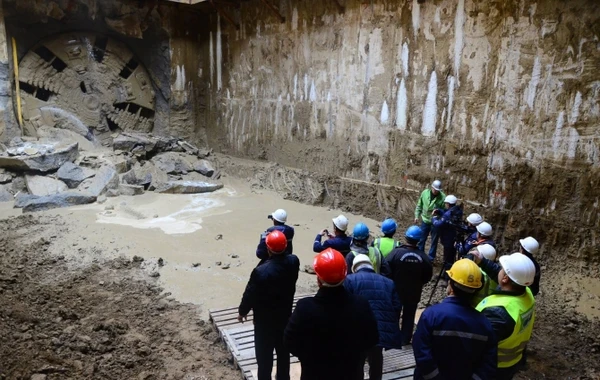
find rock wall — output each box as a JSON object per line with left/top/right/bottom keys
{"left": 0, "top": 0, "right": 208, "bottom": 145}
{"left": 206, "top": 0, "right": 600, "bottom": 263}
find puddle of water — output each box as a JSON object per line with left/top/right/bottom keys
{"left": 575, "top": 278, "right": 600, "bottom": 319}
{"left": 96, "top": 189, "right": 235, "bottom": 234}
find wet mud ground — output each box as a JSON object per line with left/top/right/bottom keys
{"left": 1, "top": 177, "right": 599, "bottom": 379}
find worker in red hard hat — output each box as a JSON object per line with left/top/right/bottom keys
{"left": 238, "top": 230, "right": 300, "bottom": 380}
{"left": 284, "top": 248, "right": 379, "bottom": 380}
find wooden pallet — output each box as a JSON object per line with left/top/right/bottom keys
{"left": 209, "top": 294, "right": 420, "bottom": 380}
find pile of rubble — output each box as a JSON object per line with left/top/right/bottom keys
{"left": 0, "top": 131, "right": 222, "bottom": 212}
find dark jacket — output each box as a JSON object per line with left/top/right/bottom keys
{"left": 522, "top": 251, "right": 541, "bottom": 296}
{"left": 239, "top": 254, "right": 300, "bottom": 326}
{"left": 344, "top": 267, "right": 402, "bottom": 349}
{"left": 284, "top": 286, "right": 379, "bottom": 380}
{"left": 345, "top": 242, "right": 391, "bottom": 277}
{"left": 463, "top": 236, "right": 495, "bottom": 256}
{"left": 432, "top": 205, "right": 463, "bottom": 246}
{"left": 256, "top": 224, "right": 295, "bottom": 260}
{"left": 413, "top": 297, "right": 497, "bottom": 380}
{"left": 313, "top": 234, "right": 352, "bottom": 256}
{"left": 456, "top": 230, "right": 477, "bottom": 257}
{"left": 386, "top": 244, "right": 433, "bottom": 304}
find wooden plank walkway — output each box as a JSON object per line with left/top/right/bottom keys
{"left": 209, "top": 293, "right": 421, "bottom": 380}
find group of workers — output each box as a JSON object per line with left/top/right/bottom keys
{"left": 237, "top": 180, "right": 542, "bottom": 380}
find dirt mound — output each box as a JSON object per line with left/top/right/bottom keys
{"left": 0, "top": 215, "right": 238, "bottom": 380}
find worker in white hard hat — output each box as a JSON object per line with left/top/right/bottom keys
{"left": 313, "top": 214, "right": 352, "bottom": 257}
{"left": 473, "top": 252, "right": 537, "bottom": 380}
{"left": 519, "top": 237, "right": 541, "bottom": 296}
{"left": 431, "top": 194, "right": 463, "bottom": 283}
{"left": 456, "top": 213, "right": 484, "bottom": 258}
{"left": 466, "top": 244, "right": 498, "bottom": 307}
{"left": 256, "top": 208, "right": 295, "bottom": 263}
{"left": 462, "top": 221, "right": 496, "bottom": 256}
{"left": 414, "top": 180, "right": 446, "bottom": 261}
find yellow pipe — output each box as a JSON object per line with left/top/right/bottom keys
{"left": 11, "top": 37, "right": 23, "bottom": 131}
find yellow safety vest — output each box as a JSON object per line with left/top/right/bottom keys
{"left": 470, "top": 271, "right": 498, "bottom": 308}
{"left": 476, "top": 288, "right": 535, "bottom": 368}
{"left": 373, "top": 237, "right": 399, "bottom": 258}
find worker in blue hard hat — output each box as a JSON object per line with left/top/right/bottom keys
{"left": 345, "top": 222, "right": 388, "bottom": 276}
{"left": 385, "top": 226, "right": 433, "bottom": 345}
{"left": 371, "top": 218, "right": 400, "bottom": 258}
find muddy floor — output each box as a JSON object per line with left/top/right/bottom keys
{"left": 1, "top": 175, "right": 599, "bottom": 379}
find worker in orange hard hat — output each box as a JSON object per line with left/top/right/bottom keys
{"left": 238, "top": 230, "right": 300, "bottom": 380}
{"left": 284, "top": 248, "right": 379, "bottom": 380}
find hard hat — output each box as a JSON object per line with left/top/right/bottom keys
{"left": 352, "top": 222, "right": 370, "bottom": 241}
{"left": 405, "top": 225, "right": 423, "bottom": 241}
{"left": 477, "top": 244, "right": 497, "bottom": 261}
{"left": 431, "top": 180, "right": 442, "bottom": 191}
{"left": 381, "top": 218, "right": 397, "bottom": 235}
{"left": 269, "top": 209, "right": 287, "bottom": 223}
{"left": 332, "top": 215, "right": 349, "bottom": 232}
{"left": 476, "top": 222, "right": 493, "bottom": 237}
{"left": 352, "top": 254, "right": 373, "bottom": 273}
{"left": 313, "top": 248, "right": 347, "bottom": 285}
{"left": 444, "top": 195, "right": 457, "bottom": 204}
{"left": 466, "top": 213, "right": 483, "bottom": 226}
{"left": 519, "top": 236, "right": 540, "bottom": 255}
{"left": 446, "top": 259, "right": 483, "bottom": 292}
{"left": 265, "top": 230, "right": 287, "bottom": 253}
{"left": 499, "top": 252, "right": 536, "bottom": 286}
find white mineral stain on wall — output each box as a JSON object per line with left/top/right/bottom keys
{"left": 412, "top": 0, "right": 420, "bottom": 38}
{"left": 209, "top": 31, "right": 214, "bottom": 86}
{"left": 309, "top": 80, "right": 317, "bottom": 102}
{"left": 216, "top": 15, "right": 222, "bottom": 91}
{"left": 401, "top": 42, "right": 409, "bottom": 77}
{"left": 292, "top": 7, "right": 298, "bottom": 31}
{"left": 552, "top": 111, "right": 565, "bottom": 159}
{"left": 570, "top": 91, "right": 582, "bottom": 125}
{"left": 453, "top": 0, "right": 465, "bottom": 83}
{"left": 525, "top": 56, "right": 542, "bottom": 109}
{"left": 446, "top": 76, "right": 455, "bottom": 132}
{"left": 396, "top": 78, "right": 407, "bottom": 130}
{"left": 421, "top": 71, "right": 438, "bottom": 136}
{"left": 380, "top": 101, "right": 389, "bottom": 124}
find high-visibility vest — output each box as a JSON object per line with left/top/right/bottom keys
{"left": 470, "top": 271, "right": 498, "bottom": 308}
{"left": 476, "top": 288, "right": 535, "bottom": 368}
{"left": 352, "top": 247, "right": 383, "bottom": 274}
{"left": 373, "top": 237, "right": 399, "bottom": 258}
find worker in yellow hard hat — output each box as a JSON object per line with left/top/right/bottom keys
{"left": 413, "top": 259, "right": 497, "bottom": 379}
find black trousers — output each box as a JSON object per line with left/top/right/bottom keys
{"left": 400, "top": 301, "right": 418, "bottom": 345}
{"left": 254, "top": 322, "right": 290, "bottom": 380}
{"left": 366, "top": 346, "right": 383, "bottom": 380}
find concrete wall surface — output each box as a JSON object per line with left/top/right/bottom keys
{"left": 205, "top": 0, "right": 600, "bottom": 261}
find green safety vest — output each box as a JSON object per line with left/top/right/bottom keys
{"left": 373, "top": 237, "right": 399, "bottom": 258}
{"left": 352, "top": 247, "right": 383, "bottom": 274}
{"left": 470, "top": 270, "right": 498, "bottom": 308}
{"left": 476, "top": 288, "right": 535, "bottom": 368}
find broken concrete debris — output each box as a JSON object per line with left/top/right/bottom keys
{"left": 57, "top": 162, "right": 96, "bottom": 188}
{"left": 25, "top": 175, "right": 68, "bottom": 196}
{"left": 14, "top": 192, "right": 97, "bottom": 213}
{"left": 0, "top": 143, "right": 78, "bottom": 172}
{"left": 0, "top": 131, "right": 221, "bottom": 208}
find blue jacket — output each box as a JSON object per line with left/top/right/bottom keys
{"left": 456, "top": 230, "right": 478, "bottom": 257}
{"left": 432, "top": 205, "right": 463, "bottom": 246}
{"left": 313, "top": 234, "right": 352, "bottom": 256}
{"left": 344, "top": 268, "right": 402, "bottom": 349}
{"left": 256, "top": 224, "right": 295, "bottom": 260}
{"left": 463, "top": 236, "right": 496, "bottom": 256}
{"left": 413, "top": 297, "right": 497, "bottom": 380}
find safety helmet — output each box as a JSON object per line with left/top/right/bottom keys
{"left": 352, "top": 222, "right": 370, "bottom": 241}
{"left": 477, "top": 244, "right": 497, "bottom": 261}
{"left": 519, "top": 236, "right": 540, "bottom": 255}
{"left": 332, "top": 215, "right": 349, "bottom": 232}
{"left": 466, "top": 213, "right": 483, "bottom": 226}
{"left": 352, "top": 254, "right": 373, "bottom": 273}
{"left": 444, "top": 195, "right": 457, "bottom": 205}
{"left": 405, "top": 225, "right": 423, "bottom": 241}
{"left": 381, "top": 218, "right": 397, "bottom": 235}
{"left": 476, "top": 222, "right": 493, "bottom": 237}
{"left": 499, "top": 252, "right": 536, "bottom": 286}
{"left": 313, "top": 248, "right": 347, "bottom": 286}
{"left": 446, "top": 259, "right": 483, "bottom": 292}
{"left": 265, "top": 230, "right": 287, "bottom": 253}
{"left": 431, "top": 180, "right": 442, "bottom": 191}
{"left": 269, "top": 209, "right": 287, "bottom": 223}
